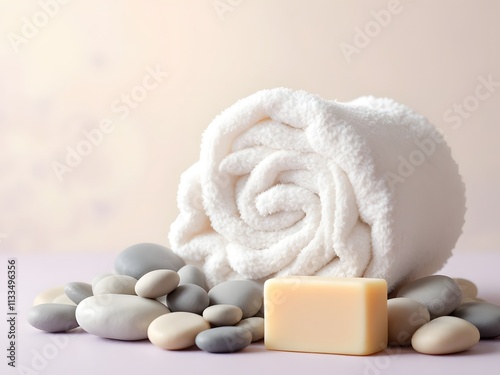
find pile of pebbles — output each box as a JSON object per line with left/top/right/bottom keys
{"left": 388, "top": 275, "right": 500, "bottom": 354}
{"left": 28, "top": 243, "right": 500, "bottom": 355}
{"left": 29, "top": 243, "right": 264, "bottom": 353}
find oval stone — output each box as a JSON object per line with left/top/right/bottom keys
{"left": 91, "top": 272, "right": 114, "bottom": 290}
{"left": 65, "top": 282, "right": 93, "bottom": 304}
{"left": 52, "top": 293, "right": 77, "bottom": 306}
{"left": 236, "top": 317, "right": 264, "bottom": 342}
{"left": 454, "top": 278, "right": 478, "bottom": 300}
{"left": 195, "top": 326, "right": 252, "bottom": 353}
{"left": 397, "top": 275, "right": 462, "bottom": 319}
{"left": 114, "top": 243, "right": 185, "bottom": 279}
{"left": 203, "top": 304, "right": 243, "bottom": 326}
{"left": 178, "top": 265, "right": 208, "bottom": 291}
{"left": 148, "top": 312, "right": 210, "bottom": 350}
{"left": 93, "top": 275, "right": 137, "bottom": 295}
{"left": 411, "top": 316, "right": 480, "bottom": 355}
{"left": 28, "top": 303, "right": 79, "bottom": 332}
{"left": 33, "top": 286, "right": 65, "bottom": 306}
{"left": 451, "top": 302, "right": 500, "bottom": 338}
{"left": 387, "top": 298, "right": 430, "bottom": 346}
{"left": 76, "top": 294, "right": 169, "bottom": 340}
{"left": 208, "top": 280, "right": 263, "bottom": 318}
{"left": 166, "top": 284, "right": 209, "bottom": 314}
{"left": 135, "top": 270, "right": 180, "bottom": 299}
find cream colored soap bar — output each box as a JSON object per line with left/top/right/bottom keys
{"left": 264, "top": 277, "right": 387, "bottom": 355}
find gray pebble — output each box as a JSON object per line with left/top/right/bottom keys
{"left": 397, "top": 275, "right": 462, "bottom": 319}
{"left": 114, "top": 243, "right": 185, "bottom": 279}
{"left": 65, "top": 282, "right": 93, "bottom": 305}
{"left": 236, "top": 317, "right": 264, "bottom": 342}
{"left": 178, "top": 265, "right": 208, "bottom": 291}
{"left": 195, "top": 326, "right": 252, "bottom": 353}
{"left": 208, "top": 280, "right": 263, "bottom": 318}
{"left": 451, "top": 302, "right": 500, "bottom": 338}
{"left": 166, "top": 284, "right": 209, "bottom": 314}
{"left": 27, "top": 303, "right": 79, "bottom": 332}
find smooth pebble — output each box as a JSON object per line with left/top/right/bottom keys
{"left": 33, "top": 286, "right": 65, "bottom": 306}
{"left": 65, "top": 282, "right": 93, "bottom": 304}
{"left": 135, "top": 270, "right": 180, "bottom": 299}
{"left": 91, "top": 272, "right": 114, "bottom": 290}
{"left": 148, "top": 312, "right": 210, "bottom": 350}
{"left": 76, "top": 294, "right": 169, "bottom": 340}
{"left": 397, "top": 275, "right": 462, "bottom": 319}
{"left": 209, "top": 280, "right": 263, "bottom": 318}
{"left": 195, "top": 326, "right": 252, "bottom": 353}
{"left": 115, "top": 243, "right": 185, "bottom": 279}
{"left": 461, "top": 297, "right": 485, "bottom": 305}
{"left": 178, "top": 264, "right": 208, "bottom": 291}
{"left": 203, "top": 304, "right": 243, "bottom": 326}
{"left": 387, "top": 298, "right": 430, "bottom": 346}
{"left": 451, "top": 302, "right": 500, "bottom": 338}
{"left": 166, "top": 284, "right": 209, "bottom": 314}
{"left": 236, "top": 317, "right": 264, "bottom": 342}
{"left": 411, "top": 316, "right": 480, "bottom": 355}
{"left": 28, "top": 303, "right": 79, "bottom": 332}
{"left": 454, "top": 278, "right": 478, "bottom": 301}
{"left": 52, "top": 293, "right": 77, "bottom": 306}
{"left": 93, "top": 275, "right": 137, "bottom": 295}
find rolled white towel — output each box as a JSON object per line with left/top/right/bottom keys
{"left": 168, "top": 88, "right": 466, "bottom": 292}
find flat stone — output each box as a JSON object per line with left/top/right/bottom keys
{"left": 208, "top": 280, "right": 263, "bottom": 318}
{"left": 178, "top": 265, "right": 208, "bottom": 291}
{"left": 65, "top": 282, "right": 93, "bottom": 304}
{"left": 387, "top": 298, "right": 430, "bottom": 346}
{"left": 52, "top": 293, "right": 77, "bottom": 306}
{"left": 195, "top": 326, "right": 252, "bottom": 353}
{"left": 454, "top": 278, "right": 478, "bottom": 301}
{"left": 148, "top": 312, "right": 210, "bottom": 350}
{"left": 33, "top": 286, "right": 65, "bottom": 306}
{"left": 91, "top": 273, "right": 114, "bottom": 290}
{"left": 397, "top": 275, "right": 462, "bottom": 319}
{"left": 115, "top": 243, "right": 185, "bottom": 280}
{"left": 166, "top": 284, "right": 209, "bottom": 314}
{"left": 135, "top": 270, "right": 180, "bottom": 299}
{"left": 203, "top": 304, "right": 243, "bottom": 326}
{"left": 28, "top": 303, "right": 79, "bottom": 332}
{"left": 236, "top": 317, "right": 264, "bottom": 342}
{"left": 76, "top": 294, "right": 169, "bottom": 340}
{"left": 451, "top": 302, "right": 500, "bottom": 338}
{"left": 93, "top": 275, "right": 137, "bottom": 295}
{"left": 411, "top": 316, "right": 480, "bottom": 355}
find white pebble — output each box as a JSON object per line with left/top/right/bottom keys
{"left": 93, "top": 275, "right": 137, "bottom": 295}
{"left": 135, "top": 270, "right": 179, "bottom": 299}
{"left": 76, "top": 294, "right": 169, "bottom": 340}
{"left": 33, "top": 286, "right": 65, "bottom": 306}
{"left": 148, "top": 312, "right": 210, "bottom": 350}
{"left": 411, "top": 316, "right": 480, "bottom": 354}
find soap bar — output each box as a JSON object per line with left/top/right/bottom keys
{"left": 264, "top": 276, "right": 387, "bottom": 355}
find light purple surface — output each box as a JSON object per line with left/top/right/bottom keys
{"left": 1, "top": 251, "right": 499, "bottom": 375}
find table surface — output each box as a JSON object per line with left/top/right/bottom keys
{"left": 1, "top": 250, "right": 499, "bottom": 375}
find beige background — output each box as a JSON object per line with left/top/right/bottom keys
{"left": 1, "top": 0, "right": 499, "bottom": 255}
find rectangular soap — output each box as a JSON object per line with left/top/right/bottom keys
{"left": 264, "top": 276, "right": 387, "bottom": 355}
